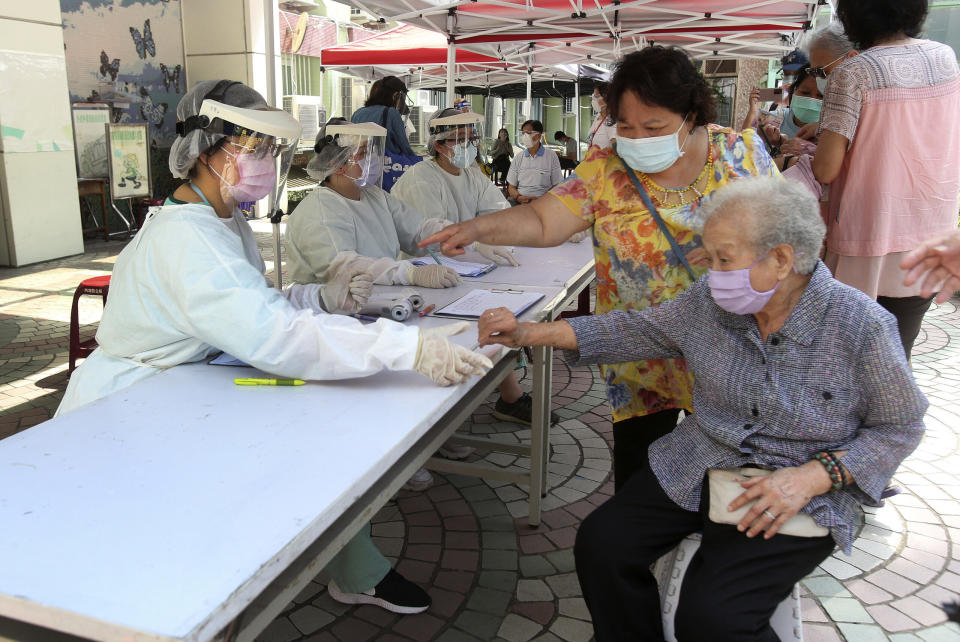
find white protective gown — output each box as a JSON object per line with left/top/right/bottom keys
{"left": 57, "top": 202, "right": 420, "bottom": 415}
{"left": 391, "top": 158, "right": 509, "bottom": 224}
{"left": 284, "top": 185, "right": 448, "bottom": 286}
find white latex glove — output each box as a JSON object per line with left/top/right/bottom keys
{"left": 407, "top": 264, "right": 461, "bottom": 289}
{"left": 320, "top": 265, "right": 374, "bottom": 314}
{"left": 567, "top": 230, "right": 590, "bottom": 244}
{"left": 474, "top": 242, "right": 519, "bottom": 266}
{"left": 413, "top": 322, "right": 493, "bottom": 385}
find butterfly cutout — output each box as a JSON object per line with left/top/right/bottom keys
{"left": 99, "top": 51, "right": 120, "bottom": 81}
{"left": 130, "top": 19, "right": 156, "bottom": 59}
{"left": 139, "top": 88, "right": 167, "bottom": 128}
{"left": 159, "top": 63, "right": 181, "bottom": 93}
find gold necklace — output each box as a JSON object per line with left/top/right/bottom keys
{"left": 640, "top": 142, "right": 716, "bottom": 207}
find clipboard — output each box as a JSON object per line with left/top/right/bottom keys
{"left": 433, "top": 288, "right": 544, "bottom": 319}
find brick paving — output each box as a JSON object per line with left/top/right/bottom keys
{"left": 1, "top": 229, "right": 959, "bottom": 642}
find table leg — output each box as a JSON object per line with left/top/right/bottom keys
{"left": 541, "top": 345, "right": 553, "bottom": 491}
{"left": 528, "top": 344, "right": 552, "bottom": 527}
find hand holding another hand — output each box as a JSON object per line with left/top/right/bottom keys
{"left": 478, "top": 307, "right": 526, "bottom": 348}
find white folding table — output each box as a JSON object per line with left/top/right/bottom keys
{"left": 0, "top": 243, "right": 594, "bottom": 642}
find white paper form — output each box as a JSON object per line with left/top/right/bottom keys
{"left": 434, "top": 289, "right": 544, "bottom": 318}
{"left": 410, "top": 255, "right": 497, "bottom": 277}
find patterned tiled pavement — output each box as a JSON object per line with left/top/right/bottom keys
{"left": 1, "top": 229, "right": 959, "bottom": 642}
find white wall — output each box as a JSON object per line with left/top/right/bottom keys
{"left": 0, "top": 0, "right": 84, "bottom": 266}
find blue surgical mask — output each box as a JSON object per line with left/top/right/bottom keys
{"left": 815, "top": 76, "right": 828, "bottom": 95}
{"left": 615, "top": 115, "right": 689, "bottom": 174}
{"left": 790, "top": 96, "right": 822, "bottom": 125}
{"left": 448, "top": 142, "right": 473, "bottom": 169}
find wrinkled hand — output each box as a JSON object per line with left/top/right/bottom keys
{"left": 748, "top": 87, "right": 761, "bottom": 109}
{"left": 567, "top": 230, "right": 590, "bottom": 244}
{"left": 762, "top": 124, "right": 784, "bottom": 147}
{"left": 727, "top": 464, "right": 829, "bottom": 539}
{"left": 685, "top": 247, "right": 708, "bottom": 268}
{"left": 420, "top": 221, "right": 479, "bottom": 258}
{"left": 781, "top": 137, "right": 817, "bottom": 156}
{"left": 407, "top": 264, "right": 461, "bottom": 289}
{"left": 321, "top": 265, "right": 374, "bottom": 314}
{"left": 478, "top": 307, "right": 526, "bottom": 348}
{"left": 901, "top": 230, "right": 960, "bottom": 303}
{"left": 474, "top": 242, "right": 519, "bottom": 266}
{"left": 413, "top": 322, "right": 493, "bottom": 385}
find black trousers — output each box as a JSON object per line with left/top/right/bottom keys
{"left": 575, "top": 464, "right": 835, "bottom": 642}
{"left": 877, "top": 294, "right": 934, "bottom": 360}
{"left": 559, "top": 157, "right": 577, "bottom": 171}
{"left": 612, "top": 409, "right": 682, "bottom": 492}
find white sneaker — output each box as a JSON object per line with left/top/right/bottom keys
{"left": 402, "top": 467, "right": 434, "bottom": 491}
{"left": 437, "top": 443, "right": 475, "bottom": 460}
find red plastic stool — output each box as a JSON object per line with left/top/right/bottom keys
{"left": 69, "top": 275, "right": 111, "bottom": 373}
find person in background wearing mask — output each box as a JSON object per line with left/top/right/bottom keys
{"left": 554, "top": 130, "right": 579, "bottom": 171}
{"left": 394, "top": 108, "right": 560, "bottom": 428}
{"left": 587, "top": 82, "right": 617, "bottom": 149}
{"left": 507, "top": 120, "right": 563, "bottom": 205}
{"left": 58, "top": 81, "right": 493, "bottom": 615}
{"left": 421, "top": 47, "right": 778, "bottom": 491}
{"left": 475, "top": 177, "right": 926, "bottom": 642}
{"left": 757, "top": 66, "right": 823, "bottom": 171}
{"left": 489, "top": 127, "right": 514, "bottom": 185}
{"left": 811, "top": 0, "right": 960, "bottom": 360}
{"left": 351, "top": 76, "right": 416, "bottom": 157}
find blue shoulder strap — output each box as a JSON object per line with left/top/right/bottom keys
{"left": 614, "top": 149, "right": 696, "bottom": 280}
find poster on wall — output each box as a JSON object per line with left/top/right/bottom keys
{"left": 106, "top": 123, "right": 151, "bottom": 200}
{"left": 71, "top": 104, "right": 111, "bottom": 178}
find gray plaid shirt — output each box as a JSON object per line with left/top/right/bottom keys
{"left": 567, "top": 262, "right": 927, "bottom": 552}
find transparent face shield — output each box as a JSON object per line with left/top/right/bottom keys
{"left": 195, "top": 100, "right": 301, "bottom": 209}
{"left": 326, "top": 122, "right": 387, "bottom": 190}
{"left": 430, "top": 112, "right": 485, "bottom": 170}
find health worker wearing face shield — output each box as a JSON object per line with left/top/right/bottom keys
{"left": 421, "top": 47, "right": 779, "bottom": 490}
{"left": 351, "top": 76, "right": 416, "bottom": 157}
{"left": 285, "top": 118, "right": 462, "bottom": 290}
{"left": 395, "top": 109, "right": 561, "bottom": 428}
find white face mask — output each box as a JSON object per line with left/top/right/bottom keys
{"left": 591, "top": 95, "right": 603, "bottom": 113}
{"left": 815, "top": 76, "right": 828, "bottom": 94}
{"left": 616, "top": 115, "right": 690, "bottom": 174}
{"left": 521, "top": 132, "right": 538, "bottom": 148}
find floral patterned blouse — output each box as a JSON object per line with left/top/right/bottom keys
{"left": 549, "top": 125, "right": 778, "bottom": 422}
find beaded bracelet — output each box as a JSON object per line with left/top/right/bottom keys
{"left": 813, "top": 451, "right": 845, "bottom": 492}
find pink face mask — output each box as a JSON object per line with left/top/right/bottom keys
{"left": 707, "top": 253, "right": 779, "bottom": 315}
{"left": 214, "top": 149, "right": 277, "bottom": 203}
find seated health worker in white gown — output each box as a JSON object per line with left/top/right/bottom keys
{"left": 393, "top": 108, "right": 559, "bottom": 426}
{"left": 57, "top": 80, "right": 492, "bottom": 615}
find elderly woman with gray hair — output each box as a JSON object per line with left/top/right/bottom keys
{"left": 477, "top": 177, "right": 927, "bottom": 641}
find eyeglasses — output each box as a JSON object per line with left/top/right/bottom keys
{"left": 806, "top": 54, "right": 846, "bottom": 79}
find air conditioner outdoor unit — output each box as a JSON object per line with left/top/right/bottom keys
{"left": 283, "top": 95, "right": 325, "bottom": 146}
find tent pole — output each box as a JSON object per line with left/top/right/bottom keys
{"left": 526, "top": 71, "right": 532, "bottom": 119}
{"left": 446, "top": 41, "right": 456, "bottom": 104}
{"left": 574, "top": 74, "right": 581, "bottom": 161}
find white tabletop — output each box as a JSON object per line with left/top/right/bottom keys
{"left": 0, "top": 248, "right": 596, "bottom": 641}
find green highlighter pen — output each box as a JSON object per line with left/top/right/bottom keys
{"left": 234, "top": 378, "right": 306, "bottom": 386}
{"left": 427, "top": 248, "right": 444, "bottom": 265}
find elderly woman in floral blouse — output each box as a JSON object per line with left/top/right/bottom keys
{"left": 477, "top": 177, "right": 926, "bottom": 642}
{"left": 423, "top": 45, "right": 778, "bottom": 491}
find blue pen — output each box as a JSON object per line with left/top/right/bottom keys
{"left": 427, "top": 248, "right": 444, "bottom": 265}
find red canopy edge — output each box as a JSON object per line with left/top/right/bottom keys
{"left": 320, "top": 24, "right": 501, "bottom": 65}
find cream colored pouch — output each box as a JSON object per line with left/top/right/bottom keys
{"left": 707, "top": 467, "right": 829, "bottom": 538}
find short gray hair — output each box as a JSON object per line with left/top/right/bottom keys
{"left": 804, "top": 22, "right": 855, "bottom": 59}
{"left": 700, "top": 177, "right": 825, "bottom": 274}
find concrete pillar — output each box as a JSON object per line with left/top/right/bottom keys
{"left": 0, "top": 1, "right": 84, "bottom": 266}
{"left": 181, "top": 0, "right": 282, "bottom": 107}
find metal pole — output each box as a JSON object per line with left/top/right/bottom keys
{"left": 264, "top": 0, "right": 284, "bottom": 289}
{"left": 573, "top": 72, "right": 581, "bottom": 161}
{"left": 446, "top": 40, "right": 456, "bottom": 105}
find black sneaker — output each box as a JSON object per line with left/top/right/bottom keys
{"left": 493, "top": 392, "right": 559, "bottom": 426}
{"left": 328, "top": 569, "right": 431, "bottom": 614}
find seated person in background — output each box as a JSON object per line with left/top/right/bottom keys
{"left": 507, "top": 120, "right": 563, "bottom": 205}
{"left": 393, "top": 108, "right": 558, "bottom": 427}
{"left": 477, "top": 177, "right": 926, "bottom": 641}
{"left": 554, "top": 130, "right": 579, "bottom": 171}
{"left": 753, "top": 66, "right": 823, "bottom": 169}
{"left": 285, "top": 118, "right": 462, "bottom": 291}
{"left": 59, "top": 81, "right": 493, "bottom": 616}
{"left": 489, "top": 128, "right": 514, "bottom": 185}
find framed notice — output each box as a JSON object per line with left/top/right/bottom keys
{"left": 71, "top": 104, "right": 110, "bottom": 178}
{"left": 106, "top": 123, "right": 152, "bottom": 200}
